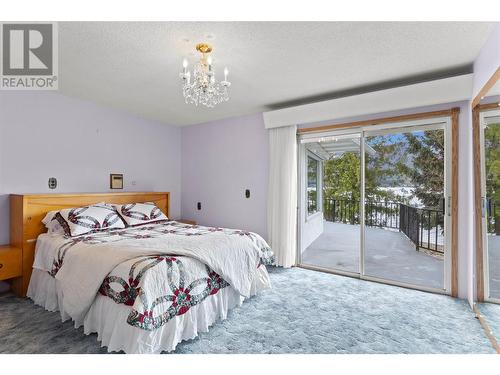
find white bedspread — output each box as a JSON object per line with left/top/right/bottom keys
{"left": 33, "top": 221, "right": 274, "bottom": 325}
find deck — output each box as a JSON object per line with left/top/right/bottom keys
{"left": 301, "top": 221, "right": 445, "bottom": 289}
{"left": 487, "top": 235, "right": 500, "bottom": 299}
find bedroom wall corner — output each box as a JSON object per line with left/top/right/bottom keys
{"left": 459, "top": 102, "right": 475, "bottom": 306}
{"left": 181, "top": 113, "right": 269, "bottom": 240}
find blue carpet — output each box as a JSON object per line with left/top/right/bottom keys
{"left": 0, "top": 267, "right": 494, "bottom": 353}
{"left": 478, "top": 302, "right": 500, "bottom": 344}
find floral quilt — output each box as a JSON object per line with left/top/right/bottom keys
{"left": 37, "top": 221, "right": 274, "bottom": 330}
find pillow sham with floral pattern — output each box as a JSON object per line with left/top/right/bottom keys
{"left": 55, "top": 203, "right": 126, "bottom": 237}
{"left": 113, "top": 202, "right": 168, "bottom": 226}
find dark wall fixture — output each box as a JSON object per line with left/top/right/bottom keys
{"left": 245, "top": 189, "right": 250, "bottom": 198}
{"left": 48, "top": 177, "right": 57, "bottom": 189}
{"left": 197, "top": 202, "right": 201, "bottom": 210}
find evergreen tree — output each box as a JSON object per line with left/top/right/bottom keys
{"left": 322, "top": 135, "right": 406, "bottom": 203}
{"left": 320, "top": 129, "right": 446, "bottom": 211}
{"left": 398, "top": 130, "right": 444, "bottom": 209}
{"left": 323, "top": 153, "right": 361, "bottom": 201}
{"left": 484, "top": 122, "right": 500, "bottom": 234}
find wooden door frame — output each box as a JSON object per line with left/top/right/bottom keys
{"left": 473, "top": 69, "right": 500, "bottom": 301}
{"left": 471, "top": 68, "right": 500, "bottom": 109}
{"left": 299, "top": 107, "right": 460, "bottom": 297}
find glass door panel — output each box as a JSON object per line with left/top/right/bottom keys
{"left": 300, "top": 134, "right": 361, "bottom": 274}
{"left": 363, "top": 127, "right": 446, "bottom": 290}
{"left": 484, "top": 115, "right": 500, "bottom": 300}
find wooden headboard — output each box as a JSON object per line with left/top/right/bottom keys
{"left": 10, "top": 192, "right": 169, "bottom": 296}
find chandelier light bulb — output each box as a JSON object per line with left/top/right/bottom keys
{"left": 207, "top": 56, "right": 213, "bottom": 65}
{"left": 182, "top": 58, "right": 188, "bottom": 68}
{"left": 224, "top": 67, "right": 229, "bottom": 81}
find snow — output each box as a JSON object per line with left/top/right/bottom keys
{"left": 378, "top": 186, "right": 423, "bottom": 207}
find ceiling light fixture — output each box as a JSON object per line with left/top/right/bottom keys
{"left": 180, "top": 43, "right": 230, "bottom": 108}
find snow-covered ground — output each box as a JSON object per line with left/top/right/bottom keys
{"left": 378, "top": 186, "right": 423, "bottom": 207}
{"left": 319, "top": 185, "right": 432, "bottom": 208}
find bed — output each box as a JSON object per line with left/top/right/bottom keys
{"left": 10, "top": 192, "right": 274, "bottom": 353}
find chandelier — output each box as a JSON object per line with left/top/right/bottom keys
{"left": 180, "top": 43, "right": 231, "bottom": 108}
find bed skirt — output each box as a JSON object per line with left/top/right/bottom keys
{"left": 27, "top": 267, "right": 270, "bottom": 353}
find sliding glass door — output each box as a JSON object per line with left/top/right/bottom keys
{"left": 481, "top": 110, "right": 500, "bottom": 302}
{"left": 362, "top": 125, "right": 449, "bottom": 291}
{"left": 298, "top": 118, "right": 451, "bottom": 294}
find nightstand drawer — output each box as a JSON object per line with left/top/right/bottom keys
{"left": 0, "top": 246, "right": 22, "bottom": 281}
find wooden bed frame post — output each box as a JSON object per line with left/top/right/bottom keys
{"left": 10, "top": 195, "right": 26, "bottom": 296}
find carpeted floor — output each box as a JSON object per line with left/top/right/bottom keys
{"left": 0, "top": 267, "right": 495, "bottom": 354}
{"left": 478, "top": 302, "right": 500, "bottom": 345}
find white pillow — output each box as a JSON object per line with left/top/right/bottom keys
{"left": 42, "top": 202, "right": 109, "bottom": 225}
{"left": 114, "top": 202, "right": 168, "bottom": 226}
{"left": 41, "top": 203, "right": 113, "bottom": 236}
{"left": 42, "top": 210, "right": 59, "bottom": 225}
{"left": 46, "top": 219, "right": 65, "bottom": 235}
{"left": 42, "top": 210, "right": 65, "bottom": 235}
{"left": 55, "top": 203, "right": 126, "bottom": 237}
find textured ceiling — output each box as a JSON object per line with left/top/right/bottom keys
{"left": 58, "top": 22, "right": 494, "bottom": 126}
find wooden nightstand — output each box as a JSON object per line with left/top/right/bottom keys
{"left": 178, "top": 219, "right": 197, "bottom": 225}
{"left": 0, "top": 245, "right": 22, "bottom": 281}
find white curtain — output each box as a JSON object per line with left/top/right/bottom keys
{"left": 267, "top": 125, "right": 297, "bottom": 267}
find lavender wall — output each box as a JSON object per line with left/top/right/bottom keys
{"left": 181, "top": 113, "right": 268, "bottom": 239}
{"left": 472, "top": 23, "right": 500, "bottom": 98}
{"left": 0, "top": 92, "right": 182, "bottom": 245}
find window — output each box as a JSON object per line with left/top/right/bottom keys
{"left": 307, "top": 155, "right": 319, "bottom": 215}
